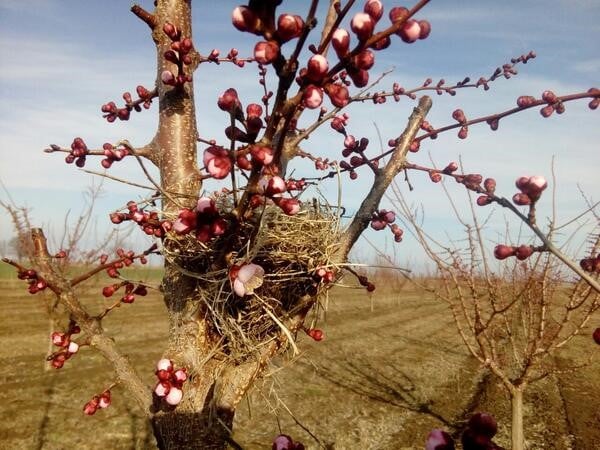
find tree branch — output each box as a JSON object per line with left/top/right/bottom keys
{"left": 28, "top": 228, "right": 153, "bottom": 415}
{"left": 336, "top": 95, "right": 432, "bottom": 260}
{"left": 131, "top": 4, "right": 158, "bottom": 30}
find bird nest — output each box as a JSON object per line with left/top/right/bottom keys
{"left": 166, "top": 200, "right": 342, "bottom": 363}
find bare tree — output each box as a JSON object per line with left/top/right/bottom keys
{"left": 2, "top": 1, "right": 599, "bottom": 448}
{"left": 391, "top": 172, "right": 599, "bottom": 449}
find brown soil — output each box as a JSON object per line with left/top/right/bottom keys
{"left": 0, "top": 280, "right": 598, "bottom": 449}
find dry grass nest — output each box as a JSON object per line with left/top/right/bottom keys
{"left": 166, "top": 200, "right": 342, "bottom": 362}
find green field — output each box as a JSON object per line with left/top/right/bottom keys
{"left": 0, "top": 276, "right": 598, "bottom": 449}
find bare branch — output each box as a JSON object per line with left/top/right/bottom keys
{"left": 336, "top": 95, "right": 432, "bottom": 260}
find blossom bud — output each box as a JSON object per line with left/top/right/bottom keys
{"left": 161, "top": 70, "right": 176, "bottom": 86}
{"left": 232, "top": 6, "right": 258, "bottom": 33}
{"left": 418, "top": 20, "right": 431, "bottom": 39}
{"left": 98, "top": 391, "right": 111, "bottom": 409}
{"left": 332, "top": 28, "right": 350, "bottom": 57}
{"left": 364, "top": 0, "right": 384, "bottom": 22}
{"left": 154, "top": 381, "right": 171, "bottom": 397}
{"left": 398, "top": 19, "right": 421, "bottom": 43}
{"left": 166, "top": 387, "right": 183, "bottom": 405}
{"left": 83, "top": 398, "right": 99, "bottom": 415}
{"left": 217, "top": 88, "right": 240, "bottom": 113}
{"left": 196, "top": 197, "right": 216, "bottom": 215}
{"left": 354, "top": 49, "right": 375, "bottom": 70}
{"left": 156, "top": 358, "right": 173, "bottom": 372}
{"left": 494, "top": 245, "right": 515, "bottom": 260}
{"left": 348, "top": 69, "right": 369, "bottom": 88}
{"left": 515, "top": 245, "right": 533, "bottom": 261}
{"left": 512, "top": 193, "right": 531, "bottom": 206}
{"left": 277, "top": 198, "right": 301, "bottom": 216}
{"left": 351, "top": 12, "right": 374, "bottom": 41}
{"left": 325, "top": 83, "right": 350, "bottom": 108}
{"left": 250, "top": 145, "right": 274, "bottom": 166}
{"left": 67, "top": 341, "right": 79, "bottom": 354}
{"left": 303, "top": 85, "right": 324, "bottom": 109}
{"left": 307, "top": 328, "right": 324, "bottom": 341}
{"left": 389, "top": 7, "right": 408, "bottom": 24}
{"left": 254, "top": 41, "right": 280, "bottom": 65}
{"left": 425, "top": 429, "right": 454, "bottom": 450}
{"left": 277, "top": 14, "right": 304, "bottom": 42}
{"left": 306, "top": 54, "right": 329, "bottom": 82}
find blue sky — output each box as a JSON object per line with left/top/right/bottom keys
{"left": 0, "top": 0, "right": 598, "bottom": 267}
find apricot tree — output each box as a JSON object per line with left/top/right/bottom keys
{"left": 2, "top": 1, "right": 598, "bottom": 449}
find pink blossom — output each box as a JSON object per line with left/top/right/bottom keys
{"left": 196, "top": 197, "right": 216, "bottom": 214}
{"left": 232, "top": 263, "right": 265, "bottom": 296}
{"left": 203, "top": 146, "right": 232, "bottom": 179}
{"left": 67, "top": 341, "right": 79, "bottom": 354}
{"left": 156, "top": 358, "right": 173, "bottom": 372}
{"left": 166, "top": 387, "right": 183, "bottom": 405}
{"left": 277, "top": 198, "right": 300, "bottom": 216}
{"left": 425, "top": 429, "right": 454, "bottom": 450}
{"left": 154, "top": 381, "right": 170, "bottom": 397}
{"left": 303, "top": 85, "right": 324, "bottom": 109}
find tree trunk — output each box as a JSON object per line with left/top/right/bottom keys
{"left": 152, "top": 408, "right": 235, "bottom": 450}
{"left": 511, "top": 386, "right": 525, "bottom": 450}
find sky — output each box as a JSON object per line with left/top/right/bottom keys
{"left": 0, "top": 0, "right": 599, "bottom": 269}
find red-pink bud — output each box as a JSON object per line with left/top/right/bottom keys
{"left": 83, "top": 398, "right": 99, "bottom": 415}
{"left": 398, "top": 19, "right": 421, "bottom": 43}
{"left": 154, "top": 381, "right": 171, "bottom": 397}
{"left": 512, "top": 193, "right": 531, "bottom": 205}
{"left": 593, "top": 328, "right": 600, "bottom": 345}
{"left": 425, "top": 429, "right": 454, "bottom": 450}
{"left": 388, "top": 7, "right": 408, "bottom": 24}
{"left": 540, "top": 104, "right": 554, "bottom": 118}
{"left": 217, "top": 88, "right": 240, "bottom": 112}
{"left": 174, "top": 368, "right": 188, "bottom": 383}
{"left": 370, "top": 219, "right": 386, "bottom": 231}
{"left": 98, "top": 391, "right": 111, "bottom": 409}
{"left": 237, "top": 154, "right": 252, "bottom": 170}
{"left": 325, "top": 83, "right": 350, "bottom": 108}
{"left": 353, "top": 49, "right": 375, "bottom": 70}
{"left": 351, "top": 12, "right": 374, "bottom": 41}
{"left": 232, "top": 6, "right": 258, "bottom": 33}
{"left": 515, "top": 245, "right": 533, "bottom": 261}
{"left": 307, "top": 328, "right": 324, "bottom": 341}
{"left": 162, "top": 22, "right": 179, "bottom": 40}
{"left": 161, "top": 70, "right": 176, "bottom": 86}
{"left": 254, "top": 41, "right": 280, "bottom": 65}
{"left": 102, "top": 285, "right": 117, "bottom": 297}
{"left": 306, "top": 54, "right": 329, "bottom": 82}
{"left": 250, "top": 145, "right": 274, "bottom": 166}
{"left": 541, "top": 90, "right": 557, "bottom": 103}
{"left": 166, "top": 387, "right": 183, "bottom": 405}
{"left": 303, "top": 85, "right": 324, "bottom": 109}
{"left": 494, "top": 245, "right": 516, "bottom": 260}
{"left": 277, "top": 198, "right": 300, "bottom": 216}
{"left": 277, "top": 14, "right": 304, "bottom": 42}
{"left": 364, "top": 0, "right": 384, "bottom": 22}
{"left": 477, "top": 196, "right": 492, "bottom": 206}
{"left": 51, "top": 332, "right": 68, "bottom": 347}
{"left": 484, "top": 178, "right": 496, "bottom": 193}
{"left": 418, "top": 20, "right": 431, "bottom": 39}
{"left": 517, "top": 95, "right": 536, "bottom": 107}
{"left": 246, "top": 103, "right": 263, "bottom": 119}
{"left": 332, "top": 28, "right": 350, "bottom": 57}
{"left": 156, "top": 358, "right": 173, "bottom": 372}
{"left": 348, "top": 69, "right": 369, "bottom": 88}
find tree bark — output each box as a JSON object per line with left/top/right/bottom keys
{"left": 511, "top": 386, "right": 525, "bottom": 450}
